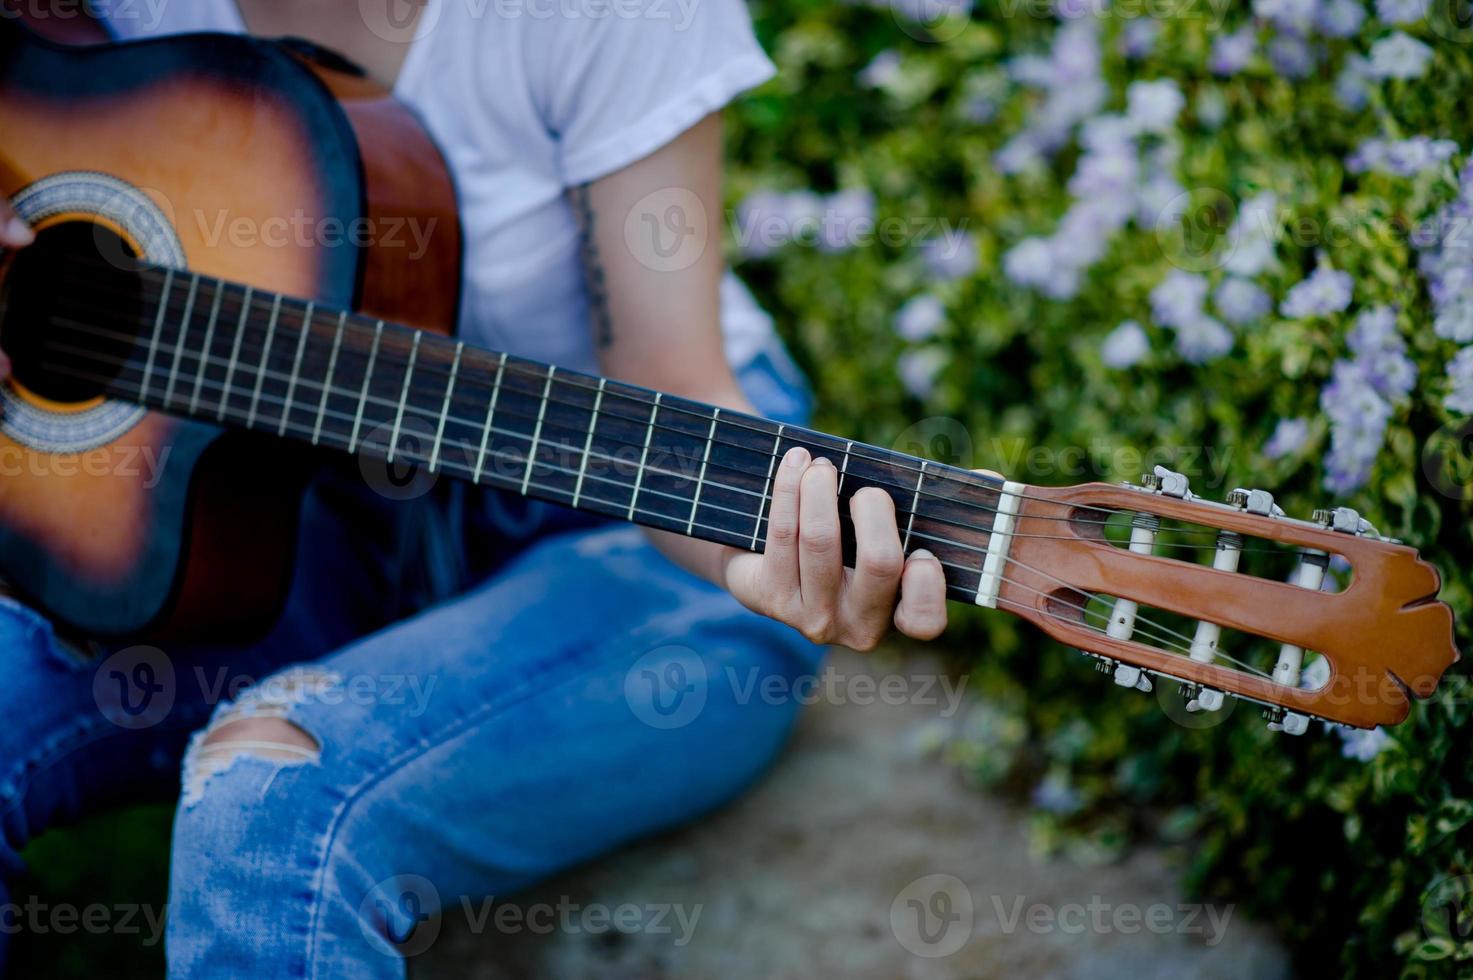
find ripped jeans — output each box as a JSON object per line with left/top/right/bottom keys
{"left": 0, "top": 341, "right": 823, "bottom": 978}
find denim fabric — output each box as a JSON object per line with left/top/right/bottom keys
{"left": 0, "top": 338, "right": 820, "bottom": 977}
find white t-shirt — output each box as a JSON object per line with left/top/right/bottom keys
{"left": 102, "top": 0, "right": 778, "bottom": 372}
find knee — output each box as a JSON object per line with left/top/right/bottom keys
{"left": 180, "top": 669, "right": 330, "bottom": 808}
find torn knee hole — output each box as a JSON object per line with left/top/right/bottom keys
{"left": 182, "top": 715, "right": 321, "bottom": 807}
{"left": 199, "top": 717, "right": 321, "bottom": 763}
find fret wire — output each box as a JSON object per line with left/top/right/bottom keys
{"left": 137, "top": 267, "right": 176, "bottom": 403}
{"left": 837, "top": 440, "right": 853, "bottom": 497}
{"left": 687, "top": 408, "right": 719, "bottom": 535}
{"left": 348, "top": 320, "right": 385, "bottom": 453}
{"left": 217, "top": 284, "right": 252, "bottom": 422}
{"left": 278, "top": 300, "right": 315, "bottom": 437}
{"left": 161, "top": 273, "right": 200, "bottom": 411}
{"left": 753, "top": 425, "right": 784, "bottom": 551}
{"left": 572, "top": 377, "right": 605, "bottom": 508}
{"left": 386, "top": 329, "right": 421, "bottom": 465}
{"left": 312, "top": 311, "right": 348, "bottom": 445}
{"left": 627, "top": 392, "right": 661, "bottom": 522}
{"left": 429, "top": 340, "right": 464, "bottom": 473}
{"left": 472, "top": 355, "right": 506, "bottom": 484}
{"left": 188, "top": 278, "right": 226, "bottom": 415}
{"left": 245, "top": 294, "right": 283, "bottom": 429}
{"left": 903, "top": 460, "right": 927, "bottom": 552}
{"left": 522, "top": 364, "right": 555, "bottom": 495}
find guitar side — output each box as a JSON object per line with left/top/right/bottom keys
{"left": 0, "top": 17, "right": 461, "bottom": 641}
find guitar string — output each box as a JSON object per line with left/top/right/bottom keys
{"left": 51, "top": 337, "right": 1274, "bottom": 673}
{"left": 37, "top": 303, "right": 1259, "bottom": 554}
{"left": 32, "top": 341, "right": 1298, "bottom": 676}
{"left": 42, "top": 262, "right": 1235, "bottom": 529}
{"left": 39, "top": 317, "right": 1312, "bottom": 576}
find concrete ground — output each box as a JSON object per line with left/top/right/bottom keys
{"left": 415, "top": 649, "right": 1291, "bottom": 980}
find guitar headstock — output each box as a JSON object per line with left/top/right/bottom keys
{"left": 989, "top": 468, "right": 1459, "bottom": 733}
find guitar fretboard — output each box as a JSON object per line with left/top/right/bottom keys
{"left": 45, "top": 263, "right": 1005, "bottom": 603}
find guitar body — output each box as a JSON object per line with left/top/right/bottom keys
{"left": 0, "top": 15, "right": 461, "bottom": 640}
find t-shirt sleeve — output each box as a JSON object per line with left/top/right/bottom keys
{"left": 526, "top": 0, "right": 776, "bottom": 186}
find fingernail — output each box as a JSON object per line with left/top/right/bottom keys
{"left": 812, "top": 457, "right": 833, "bottom": 467}
{"left": 910, "top": 549, "right": 939, "bottom": 562}
{"left": 5, "top": 218, "right": 33, "bottom": 246}
{"left": 784, "top": 447, "right": 810, "bottom": 468}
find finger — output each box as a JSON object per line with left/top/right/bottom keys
{"left": 974, "top": 469, "right": 1004, "bottom": 480}
{"left": 796, "top": 456, "right": 841, "bottom": 613}
{"left": 0, "top": 201, "right": 34, "bottom": 248}
{"left": 894, "top": 549, "right": 948, "bottom": 640}
{"left": 839, "top": 487, "right": 904, "bottom": 649}
{"left": 761, "top": 446, "right": 809, "bottom": 605}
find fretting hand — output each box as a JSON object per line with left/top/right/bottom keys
{"left": 719, "top": 447, "right": 950, "bottom": 651}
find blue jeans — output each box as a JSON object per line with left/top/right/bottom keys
{"left": 0, "top": 341, "right": 821, "bottom": 977}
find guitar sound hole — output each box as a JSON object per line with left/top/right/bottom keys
{"left": 0, "top": 221, "right": 145, "bottom": 404}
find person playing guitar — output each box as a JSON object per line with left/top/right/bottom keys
{"left": 0, "top": 0, "right": 950, "bottom": 973}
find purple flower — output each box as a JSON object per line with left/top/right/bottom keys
{"left": 1102, "top": 320, "right": 1150, "bottom": 368}
{"left": 1321, "top": 360, "right": 1393, "bottom": 492}
{"left": 1125, "top": 79, "right": 1185, "bottom": 134}
{"left": 1265, "top": 417, "right": 1311, "bottom": 458}
{"left": 1336, "top": 726, "right": 1392, "bottom": 761}
{"left": 735, "top": 190, "right": 820, "bottom": 258}
{"left": 1348, "top": 306, "right": 1418, "bottom": 402}
{"left": 1268, "top": 33, "right": 1319, "bottom": 79}
{"left": 1211, "top": 25, "right": 1258, "bottom": 76}
{"left": 1316, "top": 0, "right": 1367, "bottom": 37}
{"left": 1150, "top": 270, "right": 1210, "bottom": 329}
{"left": 1335, "top": 55, "right": 1373, "bottom": 110}
{"left": 817, "top": 188, "right": 876, "bottom": 254}
{"left": 1174, "top": 315, "right": 1235, "bottom": 363}
{"left": 1375, "top": 0, "right": 1430, "bottom": 23}
{"left": 1368, "top": 31, "right": 1434, "bottom": 79}
{"left": 921, "top": 231, "right": 978, "bottom": 281}
{"left": 1068, "top": 140, "right": 1141, "bottom": 199}
{"left": 894, "top": 294, "right": 946, "bottom": 342}
{"left": 1254, "top": 0, "right": 1319, "bottom": 30}
{"left": 1004, "top": 238, "right": 1055, "bottom": 289}
{"left": 898, "top": 348, "right": 946, "bottom": 399}
{"left": 1347, "top": 136, "right": 1459, "bottom": 177}
{"left": 1120, "top": 18, "right": 1161, "bottom": 59}
{"left": 1224, "top": 193, "right": 1280, "bottom": 276}
{"left": 1031, "top": 772, "right": 1083, "bottom": 815}
{"left": 994, "top": 133, "right": 1046, "bottom": 175}
{"left": 1281, "top": 263, "right": 1354, "bottom": 318}
{"left": 1214, "top": 276, "right": 1272, "bottom": 324}
{"left": 1444, "top": 347, "right": 1473, "bottom": 413}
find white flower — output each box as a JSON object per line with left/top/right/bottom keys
{"left": 1336, "top": 726, "right": 1393, "bottom": 762}
{"left": 898, "top": 348, "right": 947, "bottom": 399}
{"left": 1102, "top": 320, "right": 1151, "bottom": 368}
{"left": 1375, "top": 0, "right": 1430, "bottom": 23}
{"left": 1368, "top": 31, "right": 1434, "bottom": 80}
{"left": 859, "top": 50, "right": 903, "bottom": 89}
{"left": 894, "top": 294, "right": 946, "bottom": 342}
{"left": 1125, "top": 79, "right": 1185, "bottom": 134}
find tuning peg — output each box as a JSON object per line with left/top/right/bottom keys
{"left": 1146, "top": 465, "right": 1192, "bottom": 499}
{"left": 1180, "top": 683, "right": 1225, "bottom": 712}
{"left": 1113, "top": 663, "right": 1153, "bottom": 692}
{"left": 1228, "top": 487, "right": 1284, "bottom": 517}
{"left": 1263, "top": 706, "right": 1308, "bottom": 736}
{"left": 1312, "top": 506, "right": 1377, "bottom": 537}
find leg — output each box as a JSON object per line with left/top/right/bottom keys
{"left": 167, "top": 524, "right": 822, "bottom": 978}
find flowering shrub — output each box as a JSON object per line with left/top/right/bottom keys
{"left": 727, "top": 0, "right": 1473, "bottom": 972}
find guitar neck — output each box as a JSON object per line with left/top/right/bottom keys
{"left": 52, "top": 264, "right": 1006, "bottom": 605}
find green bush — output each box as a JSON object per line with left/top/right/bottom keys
{"left": 726, "top": 1, "right": 1473, "bottom": 975}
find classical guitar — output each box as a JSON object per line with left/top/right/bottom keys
{"left": 0, "top": 17, "right": 1458, "bottom": 735}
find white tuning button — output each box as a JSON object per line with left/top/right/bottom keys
{"left": 1272, "top": 550, "right": 1329, "bottom": 687}
{"left": 1107, "top": 514, "right": 1160, "bottom": 642}
{"left": 1113, "top": 663, "right": 1153, "bottom": 692}
{"left": 1231, "top": 487, "right": 1285, "bottom": 517}
{"left": 1266, "top": 709, "right": 1309, "bottom": 736}
{"left": 1151, "top": 465, "right": 1192, "bottom": 499}
{"left": 1189, "top": 531, "right": 1243, "bottom": 665}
